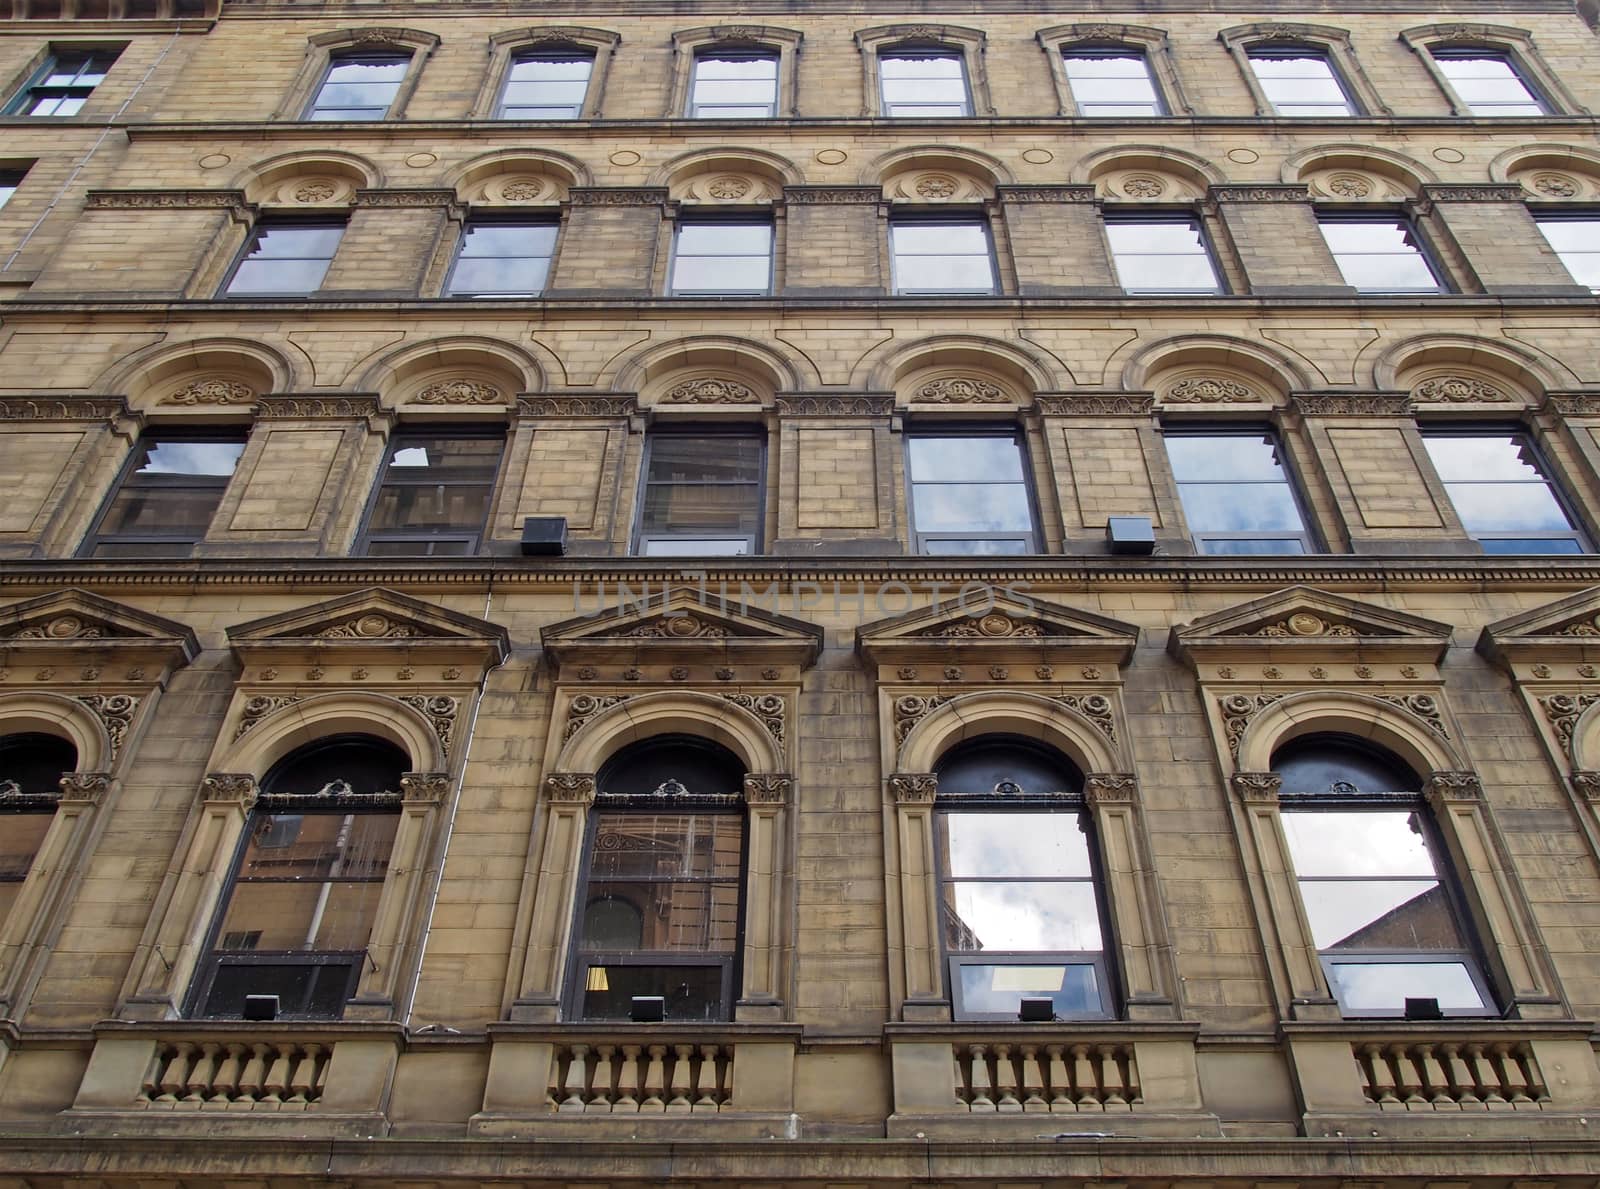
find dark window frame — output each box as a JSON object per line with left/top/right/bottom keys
{"left": 355, "top": 427, "right": 507, "bottom": 557}
{"left": 221, "top": 218, "right": 347, "bottom": 299}
{"left": 496, "top": 47, "right": 595, "bottom": 120}
{"left": 888, "top": 211, "right": 999, "bottom": 297}
{"left": 633, "top": 426, "right": 767, "bottom": 557}
{"left": 1162, "top": 425, "right": 1318, "bottom": 555}
{"left": 1102, "top": 210, "right": 1225, "bottom": 295}
{"left": 1245, "top": 44, "right": 1361, "bottom": 117}
{"left": 0, "top": 167, "right": 27, "bottom": 209}
{"left": 668, "top": 215, "right": 775, "bottom": 297}
{"left": 1316, "top": 209, "right": 1449, "bottom": 294}
{"left": 303, "top": 50, "right": 412, "bottom": 121}
{"left": 1060, "top": 45, "right": 1166, "bottom": 117}
{"left": 443, "top": 215, "right": 561, "bottom": 298}
{"left": 80, "top": 431, "right": 247, "bottom": 559}
{"left": 1420, "top": 424, "right": 1588, "bottom": 555}
{"left": 904, "top": 424, "right": 1040, "bottom": 556}
{"left": 5, "top": 47, "right": 121, "bottom": 117}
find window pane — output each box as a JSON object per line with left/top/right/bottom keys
{"left": 945, "top": 881, "right": 1103, "bottom": 951}
{"left": 502, "top": 53, "right": 592, "bottom": 118}
{"left": 1422, "top": 434, "right": 1580, "bottom": 544}
{"left": 589, "top": 813, "right": 742, "bottom": 881}
{"left": 1319, "top": 219, "right": 1440, "bottom": 291}
{"left": 447, "top": 255, "right": 550, "bottom": 295}
{"left": 1200, "top": 538, "right": 1308, "bottom": 556}
{"left": 1435, "top": 54, "right": 1542, "bottom": 114}
{"left": 97, "top": 487, "right": 226, "bottom": 538}
{"left": 1446, "top": 483, "right": 1574, "bottom": 533}
{"left": 647, "top": 436, "right": 763, "bottom": 482}
{"left": 957, "top": 963, "right": 1102, "bottom": 1016}
{"left": 1175, "top": 483, "right": 1307, "bottom": 533}
{"left": 1423, "top": 434, "right": 1542, "bottom": 482}
{"left": 137, "top": 440, "right": 244, "bottom": 477}
{"left": 1299, "top": 880, "right": 1466, "bottom": 951}
{"left": 907, "top": 436, "right": 1025, "bottom": 481}
{"left": 880, "top": 53, "right": 964, "bottom": 79}
{"left": 912, "top": 484, "right": 1032, "bottom": 533}
{"left": 1166, "top": 434, "right": 1286, "bottom": 482}
{"left": 235, "top": 812, "right": 397, "bottom": 883}
{"left": 1326, "top": 961, "right": 1488, "bottom": 1012}
{"left": 924, "top": 538, "right": 1031, "bottom": 556}
{"left": 942, "top": 813, "right": 1093, "bottom": 878}
{"left": 217, "top": 879, "right": 385, "bottom": 952}
{"left": 1251, "top": 52, "right": 1353, "bottom": 115}
{"left": 1535, "top": 216, "right": 1600, "bottom": 290}
{"left": 894, "top": 254, "right": 995, "bottom": 293}
{"left": 581, "top": 963, "right": 726, "bottom": 1020}
{"left": 642, "top": 484, "right": 761, "bottom": 534}
{"left": 692, "top": 53, "right": 776, "bottom": 115}
{"left": 881, "top": 52, "right": 969, "bottom": 115}
{"left": 676, "top": 223, "right": 771, "bottom": 254}
{"left": 1282, "top": 811, "right": 1438, "bottom": 878}
{"left": 1065, "top": 52, "right": 1161, "bottom": 116}
{"left": 249, "top": 225, "right": 344, "bottom": 258}
{"left": 891, "top": 222, "right": 988, "bottom": 254}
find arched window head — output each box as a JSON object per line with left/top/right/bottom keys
{"left": 571, "top": 736, "right": 746, "bottom": 1021}
{"left": 932, "top": 736, "right": 1111, "bottom": 1020}
{"left": 0, "top": 732, "right": 77, "bottom": 927}
{"left": 189, "top": 734, "right": 408, "bottom": 1020}
{"left": 1272, "top": 734, "right": 1495, "bottom": 1018}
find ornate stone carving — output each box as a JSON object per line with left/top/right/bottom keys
{"left": 347, "top": 27, "right": 414, "bottom": 46}
{"left": 1412, "top": 376, "right": 1510, "bottom": 404}
{"left": 293, "top": 181, "right": 337, "bottom": 203}
{"left": 1421, "top": 184, "right": 1526, "bottom": 203}
{"left": 1121, "top": 176, "right": 1164, "bottom": 199}
{"left": 707, "top": 175, "right": 753, "bottom": 200}
{"left": 1209, "top": 186, "right": 1313, "bottom": 203}
{"left": 257, "top": 396, "right": 381, "bottom": 420}
{"left": 1554, "top": 613, "right": 1600, "bottom": 637}
{"left": 1547, "top": 395, "right": 1600, "bottom": 417}
{"left": 1220, "top": 693, "right": 1285, "bottom": 760}
{"left": 72, "top": 694, "right": 139, "bottom": 760}
{"left": 567, "top": 188, "right": 668, "bottom": 206}
{"left": 742, "top": 774, "right": 792, "bottom": 804}
{"left": 85, "top": 190, "right": 248, "bottom": 210}
{"left": 500, "top": 178, "right": 545, "bottom": 201}
{"left": 415, "top": 380, "right": 503, "bottom": 405}
{"left": 1571, "top": 771, "right": 1600, "bottom": 802}
{"left": 721, "top": 693, "right": 785, "bottom": 746}
{"left": 996, "top": 186, "right": 1097, "bottom": 203}
{"left": 888, "top": 773, "right": 938, "bottom": 804}
{"left": 233, "top": 694, "right": 299, "bottom": 740}
{"left": 1539, "top": 692, "right": 1600, "bottom": 752}
{"left": 988, "top": 666, "right": 1009, "bottom": 681}
{"left": 1165, "top": 377, "right": 1257, "bottom": 404}
{"left": 1326, "top": 173, "right": 1373, "bottom": 198}
{"left": 57, "top": 772, "right": 110, "bottom": 803}
{"left": 201, "top": 773, "right": 258, "bottom": 804}
{"left": 1531, "top": 173, "right": 1580, "bottom": 198}
{"left": 614, "top": 615, "right": 729, "bottom": 640}
{"left": 545, "top": 772, "right": 597, "bottom": 803}
{"left": 1252, "top": 613, "right": 1359, "bottom": 638}
{"left": 1085, "top": 773, "right": 1139, "bottom": 804}
{"left": 1230, "top": 772, "right": 1282, "bottom": 803}
{"left": 1291, "top": 394, "right": 1413, "bottom": 417}
{"left": 565, "top": 694, "right": 630, "bottom": 740}
{"left": 1380, "top": 693, "right": 1449, "bottom": 739}
{"left": 1425, "top": 770, "right": 1483, "bottom": 807}
{"left": 660, "top": 378, "right": 757, "bottom": 405}
{"left": 893, "top": 694, "right": 949, "bottom": 743}
{"left": 917, "top": 613, "right": 1044, "bottom": 639}
{"left": 915, "top": 174, "right": 959, "bottom": 199}
{"left": 400, "top": 772, "right": 451, "bottom": 803}
{"left": 353, "top": 189, "right": 457, "bottom": 208}
{"left": 0, "top": 398, "right": 124, "bottom": 422}
{"left": 1035, "top": 393, "right": 1155, "bottom": 416}
{"left": 1056, "top": 694, "right": 1116, "bottom": 742}
{"left": 161, "top": 378, "right": 255, "bottom": 407}
{"left": 6, "top": 614, "right": 113, "bottom": 641}
{"left": 399, "top": 695, "right": 460, "bottom": 758}
{"left": 914, "top": 377, "right": 1006, "bottom": 404}
{"left": 775, "top": 395, "right": 895, "bottom": 416}
{"left": 316, "top": 614, "right": 419, "bottom": 640}
{"left": 782, "top": 187, "right": 882, "bottom": 204}
{"left": 518, "top": 395, "right": 638, "bottom": 418}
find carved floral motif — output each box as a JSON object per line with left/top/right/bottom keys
{"left": 707, "top": 175, "right": 753, "bottom": 200}
{"left": 57, "top": 772, "right": 110, "bottom": 803}
{"left": 7, "top": 615, "right": 111, "bottom": 641}
{"left": 1531, "top": 173, "right": 1579, "bottom": 198}
{"left": 1412, "top": 376, "right": 1510, "bottom": 403}
{"left": 1252, "top": 613, "right": 1359, "bottom": 638}
{"left": 518, "top": 395, "right": 638, "bottom": 418}
{"left": 501, "top": 178, "right": 545, "bottom": 201}
{"left": 1035, "top": 394, "right": 1155, "bottom": 416}
{"left": 415, "top": 380, "right": 503, "bottom": 405}
{"left": 721, "top": 693, "right": 785, "bottom": 746}
{"left": 1326, "top": 173, "right": 1373, "bottom": 198}
{"left": 1379, "top": 693, "right": 1449, "bottom": 738}
{"left": 400, "top": 772, "right": 451, "bottom": 803}
{"left": 1555, "top": 613, "right": 1600, "bottom": 637}
{"left": 545, "top": 772, "right": 597, "bottom": 802}
{"left": 915, "top": 174, "right": 959, "bottom": 198}
{"left": 1165, "top": 377, "right": 1257, "bottom": 404}
{"left": 1539, "top": 692, "right": 1600, "bottom": 753}
{"left": 914, "top": 377, "right": 1006, "bottom": 404}
{"left": 1085, "top": 773, "right": 1139, "bottom": 803}
{"left": 661, "top": 378, "right": 757, "bottom": 405}
{"left": 1121, "top": 176, "right": 1164, "bottom": 199}
{"left": 161, "top": 378, "right": 256, "bottom": 407}
{"left": 917, "top": 613, "right": 1043, "bottom": 639}
{"left": 316, "top": 614, "right": 419, "bottom": 640}
{"left": 565, "top": 694, "right": 630, "bottom": 740}
{"left": 1230, "top": 772, "right": 1282, "bottom": 803}
{"left": 293, "top": 181, "right": 338, "bottom": 203}
{"left": 1220, "top": 693, "right": 1285, "bottom": 759}
{"left": 742, "top": 774, "right": 792, "bottom": 804}
{"left": 776, "top": 395, "right": 894, "bottom": 416}
{"left": 234, "top": 695, "right": 300, "bottom": 741}
{"left": 615, "top": 615, "right": 729, "bottom": 639}
{"left": 399, "top": 695, "right": 460, "bottom": 758}
{"left": 201, "top": 773, "right": 258, "bottom": 803}
{"left": 888, "top": 773, "right": 938, "bottom": 804}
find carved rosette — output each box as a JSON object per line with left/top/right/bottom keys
{"left": 1230, "top": 772, "right": 1282, "bottom": 804}
{"left": 202, "top": 773, "right": 259, "bottom": 806}
{"left": 1425, "top": 770, "right": 1483, "bottom": 809}
{"left": 1379, "top": 693, "right": 1449, "bottom": 739}
{"left": 888, "top": 773, "right": 938, "bottom": 804}
{"left": 1570, "top": 771, "right": 1600, "bottom": 802}
{"left": 564, "top": 693, "right": 631, "bottom": 741}
{"left": 1055, "top": 694, "right": 1118, "bottom": 742}
{"left": 233, "top": 695, "right": 301, "bottom": 741}
{"left": 893, "top": 694, "right": 951, "bottom": 744}
{"left": 545, "top": 773, "right": 597, "bottom": 803}
{"left": 1539, "top": 692, "right": 1600, "bottom": 753}
{"left": 722, "top": 693, "right": 785, "bottom": 747}
{"left": 400, "top": 772, "right": 452, "bottom": 804}
{"left": 398, "top": 695, "right": 460, "bottom": 759}
{"left": 742, "top": 774, "right": 792, "bottom": 805}
{"left": 1085, "top": 773, "right": 1140, "bottom": 804}
{"left": 57, "top": 772, "right": 111, "bottom": 804}
{"left": 1220, "top": 693, "right": 1285, "bottom": 760}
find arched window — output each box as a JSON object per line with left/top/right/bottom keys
{"left": 0, "top": 732, "right": 76, "bottom": 927}
{"left": 568, "top": 737, "right": 745, "bottom": 1021}
{"left": 934, "top": 737, "right": 1112, "bottom": 1020}
{"left": 1274, "top": 735, "right": 1495, "bottom": 1017}
{"left": 188, "top": 735, "right": 407, "bottom": 1020}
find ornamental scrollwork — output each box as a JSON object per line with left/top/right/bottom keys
{"left": 1085, "top": 773, "right": 1139, "bottom": 804}
{"left": 353, "top": 189, "right": 457, "bottom": 208}
{"left": 564, "top": 694, "right": 631, "bottom": 740}
{"left": 893, "top": 694, "right": 951, "bottom": 743}
{"left": 916, "top": 613, "right": 1043, "bottom": 639}
{"left": 233, "top": 694, "right": 300, "bottom": 741}
{"left": 1425, "top": 771, "right": 1483, "bottom": 807}
{"left": 914, "top": 377, "right": 1007, "bottom": 404}
{"left": 399, "top": 695, "right": 460, "bottom": 759}
{"left": 1209, "top": 185, "right": 1313, "bottom": 203}
{"left": 1165, "top": 377, "right": 1258, "bottom": 404}
{"left": 0, "top": 398, "right": 125, "bottom": 422}
{"left": 1220, "top": 693, "right": 1285, "bottom": 760}
{"left": 1230, "top": 772, "right": 1282, "bottom": 804}
{"left": 1379, "top": 693, "right": 1450, "bottom": 739}
{"left": 1035, "top": 394, "right": 1155, "bottom": 416}
{"left": 1571, "top": 771, "right": 1600, "bottom": 802}
{"left": 5, "top": 614, "right": 114, "bottom": 641}
{"left": 567, "top": 188, "right": 669, "bottom": 207}
{"left": 545, "top": 772, "right": 597, "bottom": 803}
{"left": 1538, "top": 692, "right": 1600, "bottom": 753}
{"left": 1421, "top": 184, "right": 1526, "bottom": 203}
{"left": 721, "top": 693, "right": 785, "bottom": 747}
{"left": 415, "top": 380, "right": 503, "bottom": 405}
{"left": 201, "top": 773, "right": 259, "bottom": 804}
{"left": 57, "top": 772, "right": 111, "bottom": 803}
{"left": 400, "top": 772, "right": 452, "bottom": 803}
{"left": 160, "top": 378, "right": 256, "bottom": 407}
{"left": 660, "top": 378, "right": 758, "bottom": 405}
{"left": 1251, "top": 613, "right": 1359, "bottom": 638}
{"left": 1554, "top": 613, "right": 1600, "bottom": 637}
{"left": 613, "top": 615, "right": 729, "bottom": 640}
{"left": 1055, "top": 694, "right": 1116, "bottom": 742}
{"left": 518, "top": 395, "right": 638, "bottom": 418}
{"left": 783, "top": 187, "right": 883, "bottom": 204}
{"left": 996, "top": 186, "right": 1097, "bottom": 203}
{"left": 775, "top": 396, "right": 895, "bottom": 416}
{"left": 85, "top": 189, "right": 249, "bottom": 210}
{"left": 1291, "top": 394, "right": 1413, "bottom": 417}
{"left": 1412, "top": 376, "right": 1511, "bottom": 404}
{"left": 73, "top": 694, "right": 140, "bottom": 760}
{"left": 257, "top": 396, "right": 381, "bottom": 420}
{"left": 888, "top": 773, "right": 938, "bottom": 804}
{"left": 742, "top": 774, "right": 792, "bottom": 805}
{"left": 316, "top": 614, "right": 419, "bottom": 640}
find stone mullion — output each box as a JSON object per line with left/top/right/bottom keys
{"left": 737, "top": 774, "right": 791, "bottom": 1018}
{"left": 887, "top": 774, "right": 944, "bottom": 1018}
{"left": 1085, "top": 773, "right": 1175, "bottom": 1017}
{"left": 507, "top": 773, "right": 595, "bottom": 1022}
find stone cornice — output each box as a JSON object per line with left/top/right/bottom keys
{"left": 775, "top": 394, "right": 894, "bottom": 416}
{"left": 0, "top": 396, "right": 127, "bottom": 422}
{"left": 84, "top": 189, "right": 249, "bottom": 211}
{"left": 1419, "top": 183, "right": 1528, "bottom": 203}
{"left": 353, "top": 189, "right": 459, "bottom": 209}
{"left": 566, "top": 187, "right": 669, "bottom": 207}
{"left": 516, "top": 394, "right": 639, "bottom": 418}
{"left": 782, "top": 186, "right": 883, "bottom": 205}
{"left": 1208, "top": 184, "right": 1314, "bottom": 203}
{"left": 1036, "top": 392, "right": 1155, "bottom": 416}
{"left": 256, "top": 394, "right": 383, "bottom": 420}
{"left": 1291, "top": 393, "right": 1414, "bottom": 417}
{"left": 996, "top": 185, "right": 1098, "bottom": 203}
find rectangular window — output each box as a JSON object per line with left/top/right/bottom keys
{"left": 1422, "top": 431, "right": 1585, "bottom": 554}
{"left": 1432, "top": 50, "right": 1544, "bottom": 116}
{"left": 670, "top": 219, "right": 773, "bottom": 296}
{"left": 0, "top": 811, "right": 53, "bottom": 929}
{"left": 1104, "top": 215, "right": 1221, "bottom": 293}
{"left": 223, "top": 221, "right": 344, "bottom": 297}
{"left": 688, "top": 51, "right": 777, "bottom": 118}
{"left": 6, "top": 49, "right": 118, "bottom": 116}
{"left": 85, "top": 436, "right": 245, "bottom": 558}
{"left": 907, "top": 431, "right": 1036, "bottom": 555}
{"left": 1248, "top": 48, "right": 1355, "bottom": 116}
{"left": 498, "top": 50, "right": 592, "bottom": 119}
{"left": 637, "top": 432, "right": 764, "bottom": 556}
{"left": 1166, "top": 430, "right": 1313, "bottom": 555}
{"left": 890, "top": 217, "right": 996, "bottom": 295}
{"left": 359, "top": 432, "right": 504, "bottom": 557}
{"left": 879, "top": 50, "right": 971, "bottom": 117}
{"left": 1318, "top": 215, "right": 1443, "bottom": 293}
{"left": 444, "top": 220, "right": 558, "bottom": 297}
{"left": 305, "top": 53, "right": 409, "bottom": 121}
{"left": 1535, "top": 213, "right": 1600, "bottom": 292}
{"left": 1063, "top": 50, "right": 1164, "bottom": 117}
{"left": 0, "top": 169, "right": 24, "bottom": 209}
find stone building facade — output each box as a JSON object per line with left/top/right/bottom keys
{"left": 0, "top": 0, "right": 1598, "bottom": 1184}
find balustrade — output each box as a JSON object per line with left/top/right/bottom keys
{"left": 548, "top": 1040, "right": 734, "bottom": 1114}
{"left": 1354, "top": 1038, "right": 1549, "bottom": 1110}
{"left": 951, "top": 1040, "right": 1141, "bottom": 1112}
{"left": 138, "top": 1039, "right": 329, "bottom": 1110}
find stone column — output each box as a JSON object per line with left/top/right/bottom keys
{"left": 888, "top": 773, "right": 946, "bottom": 1020}
{"left": 997, "top": 185, "right": 1119, "bottom": 295}
{"left": 1207, "top": 185, "right": 1351, "bottom": 295}
{"left": 781, "top": 187, "right": 885, "bottom": 296}
{"left": 1084, "top": 772, "right": 1176, "bottom": 1018}
{"left": 737, "top": 773, "right": 792, "bottom": 1020}
{"left": 507, "top": 773, "right": 595, "bottom": 1022}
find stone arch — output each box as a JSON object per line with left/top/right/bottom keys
{"left": 557, "top": 690, "right": 785, "bottom": 776}
{"left": 449, "top": 148, "right": 589, "bottom": 206}
{"left": 1563, "top": 699, "right": 1600, "bottom": 769}
{"left": 1283, "top": 143, "right": 1436, "bottom": 201}
{"left": 899, "top": 691, "right": 1124, "bottom": 776}
{"left": 214, "top": 691, "right": 446, "bottom": 778}
{"left": 234, "top": 150, "right": 382, "bottom": 208}
{"left": 613, "top": 335, "right": 809, "bottom": 401}
{"left": 0, "top": 692, "right": 112, "bottom": 773}
{"left": 861, "top": 143, "right": 1012, "bottom": 191}
{"left": 1120, "top": 334, "right": 1308, "bottom": 403}
{"left": 652, "top": 146, "right": 802, "bottom": 205}
{"left": 356, "top": 336, "right": 543, "bottom": 410}
{"left": 1073, "top": 144, "right": 1224, "bottom": 204}
{"left": 1373, "top": 333, "right": 1566, "bottom": 404}
{"left": 1490, "top": 143, "right": 1600, "bottom": 203}
{"left": 1235, "top": 689, "right": 1466, "bottom": 778}
{"left": 864, "top": 334, "right": 1058, "bottom": 397}
{"left": 98, "top": 337, "right": 294, "bottom": 407}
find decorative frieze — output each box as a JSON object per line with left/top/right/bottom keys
{"left": 256, "top": 396, "right": 381, "bottom": 420}
{"left": 316, "top": 614, "right": 419, "bottom": 640}
{"left": 996, "top": 185, "right": 1098, "bottom": 203}
{"left": 1412, "top": 376, "right": 1511, "bottom": 404}
{"left": 4, "top": 614, "right": 119, "bottom": 641}
{"left": 415, "top": 380, "right": 503, "bottom": 405}
{"left": 775, "top": 395, "right": 895, "bottom": 416}
{"left": 613, "top": 615, "right": 728, "bottom": 640}
{"left": 1035, "top": 393, "right": 1155, "bottom": 416}
{"left": 1291, "top": 394, "right": 1413, "bottom": 417}
{"left": 742, "top": 774, "right": 792, "bottom": 805}
{"left": 545, "top": 772, "right": 597, "bottom": 803}
{"left": 1164, "top": 377, "right": 1259, "bottom": 404}
{"left": 233, "top": 694, "right": 300, "bottom": 741}
{"left": 160, "top": 378, "right": 256, "bottom": 407}
{"left": 1538, "top": 692, "right": 1600, "bottom": 752}
{"left": 782, "top": 186, "right": 882, "bottom": 205}
{"left": 1220, "top": 693, "right": 1285, "bottom": 760}
{"left": 915, "top": 613, "right": 1042, "bottom": 639}
{"left": 1544, "top": 394, "right": 1600, "bottom": 417}
{"left": 84, "top": 189, "right": 249, "bottom": 211}
{"left": 659, "top": 378, "right": 757, "bottom": 405}
{"left": 353, "top": 189, "right": 458, "bottom": 208}
{"left": 721, "top": 693, "right": 785, "bottom": 747}
{"left": 567, "top": 187, "right": 668, "bottom": 206}
{"left": 0, "top": 397, "right": 125, "bottom": 422}
{"left": 913, "top": 377, "right": 1007, "bottom": 404}
{"left": 1251, "top": 614, "right": 1358, "bottom": 638}
{"left": 1208, "top": 185, "right": 1313, "bottom": 203}
{"left": 1420, "top": 184, "right": 1527, "bottom": 204}
{"left": 517, "top": 394, "right": 638, "bottom": 418}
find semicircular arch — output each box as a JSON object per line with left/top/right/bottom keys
{"left": 611, "top": 335, "right": 809, "bottom": 394}
{"left": 1282, "top": 143, "right": 1437, "bottom": 197}
{"left": 233, "top": 149, "right": 383, "bottom": 205}
{"left": 862, "top": 333, "right": 1059, "bottom": 393}
{"left": 1235, "top": 689, "right": 1465, "bottom": 777}
{"left": 1119, "top": 333, "right": 1310, "bottom": 396}
{"left": 649, "top": 145, "right": 803, "bottom": 191}
{"left": 557, "top": 690, "right": 785, "bottom": 775}
{"left": 1372, "top": 333, "right": 1566, "bottom": 397}
{"left": 859, "top": 143, "right": 1013, "bottom": 188}
{"left": 97, "top": 337, "right": 295, "bottom": 405}
{"left": 0, "top": 692, "right": 113, "bottom": 773}
{"left": 355, "top": 335, "right": 545, "bottom": 403}
{"left": 898, "top": 690, "right": 1124, "bottom": 776}
{"left": 214, "top": 691, "right": 446, "bottom": 778}
{"left": 1072, "top": 143, "right": 1224, "bottom": 191}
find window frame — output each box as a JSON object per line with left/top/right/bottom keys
{"left": 1038, "top": 25, "right": 1191, "bottom": 118}
{"left": 355, "top": 427, "right": 507, "bottom": 558}
{"left": 856, "top": 24, "right": 991, "bottom": 118}
{"left": 1218, "top": 24, "right": 1389, "bottom": 118}
{"left": 1245, "top": 44, "right": 1359, "bottom": 117}
{"left": 442, "top": 216, "right": 561, "bottom": 298}
{"left": 1400, "top": 24, "right": 1584, "bottom": 119}
{"left": 1419, "top": 425, "right": 1588, "bottom": 555}
{"left": 1163, "top": 425, "right": 1318, "bottom": 556}
{"left": 904, "top": 425, "right": 1040, "bottom": 556}
{"left": 1426, "top": 48, "right": 1546, "bottom": 117}
{"left": 3, "top": 46, "right": 121, "bottom": 117}
{"left": 876, "top": 47, "right": 972, "bottom": 118}
{"left": 633, "top": 427, "right": 767, "bottom": 558}
{"left": 303, "top": 50, "right": 413, "bottom": 122}
{"left": 1102, "top": 211, "right": 1224, "bottom": 295}
{"left": 0, "top": 166, "right": 27, "bottom": 210}
{"left": 80, "top": 431, "right": 248, "bottom": 559}
{"left": 274, "top": 28, "right": 438, "bottom": 123}
{"left": 668, "top": 215, "right": 775, "bottom": 297}
{"left": 888, "top": 212, "right": 999, "bottom": 297}
{"left": 220, "top": 218, "right": 346, "bottom": 299}
{"left": 1532, "top": 209, "right": 1600, "bottom": 293}
{"left": 686, "top": 48, "right": 780, "bottom": 119}
{"left": 473, "top": 28, "right": 619, "bottom": 120}
{"left": 1316, "top": 210, "right": 1448, "bottom": 294}
{"left": 496, "top": 48, "right": 596, "bottom": 120}
{"left": 668, "top": 27, "right": 803, "bottom": 120}
{"left": 1060, "top": 47, "right": 1166, "bottom": 118}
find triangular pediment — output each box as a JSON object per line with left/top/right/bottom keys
{"left": 857, "top": 590, "right": 1140, "bottom": 671}
{"left": 1169, "top": 586, "right": 1452, "bottom": 669}
{"left": 0, "top": 589, "right": 197, "bottom": 651}
{"left": 228, "top": 589, "right": 508, "bottom": 671}
{"left": 541, "top": 587, "right": 823, "bottom": 673}
{"left": 1478, "top": 587, "right": 1600, "bottom": 671}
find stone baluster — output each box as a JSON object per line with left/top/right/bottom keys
{"left": 288, "top": 1044, "right": 322, "bottom": 1103}
{"left": 559, "top": 1044, "right": 589, "bottom": 1111}
{"left": 695, "top": 1044, "right": 720, "bottom": 1110}
{"left": 1071, "top": 1044, "right": 1099, "bottom": 1108}
{"left": 641, "top": 1044, "right": 666, "bottom": 1111}
{"left": 1045, "top": 1045, "right": 1071, "bottom": 1109}
{"left": 1019, "top": 1045, "right": 1047, "bottom": 1111}
{"left": 1494, "top": 1043, "right": 1532, "bottom": 1102}
{"left": 666, "top": 1044, "right": 694, "bottom": 1112}
{"left": 239, "top": 1043, "right": 271, "bottom": 1101}
{"left": 1465, "top": 1043, "right": 1504, "bottom": 1105}
{"left": 1121, "top": 1044, "right": 1143, "bottom": 1104}
{"left": 1359, "top": 1043, "right": 1398, "bottom": 1103}
{"left": 587, "top": 1045, "right": 614, "bottom": 1112}
{"left": 210, "top": 1043, "right": 246, "bottom": 1104}
{"left": 183, "top": 1042, "right": 220, "bottom": 1102}
{"left": 261, "top": 1045, "right": 292, "bottom": 1104}
{"left": 1099, "top": 1047, "right": 1126, "bottom": 1107}
{"left": 966, "top": 1044, "right": 994, "bottom": 1111}
{"left": 1438, "top": 1043, "right": 1477, "bottom": 1105}
{"left": 159, "top": 1043, "right": 195, "bottom": 1101}
{"left": 992, "top": 1043, "right": 1020, "bottom": 1112}
{"left": 1391, "top": 1043, "right": 1424, "bottom": 1104}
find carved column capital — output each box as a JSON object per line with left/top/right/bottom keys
{"left": 1085, "top": 773, "right": 1140, "bottom": 804}
{"left": 888, "top": 773, "right": 938, "bottom": 805}
{"left": 1425, "top": 770, "right": 1483, "bottom": 809}
{"left": 57, "top": 771, "right": 111, "bottom": 805}
{"left": 1230, "top": 772, "right": 1282, "bottom": 804}
{"left": 545, "top": 772, "right": 597, "bottom": 804}
{"left": 400, "top": 771, "right": 451, "bottom": 804}
{"left": 743, "top": 774, "right": 792, "bottom": 805}
{"left": 201, "top": 772, "right": 258, "bottom": 807}
{"left": 1572, "top": 771, "right": 1600, "bottom": 802}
